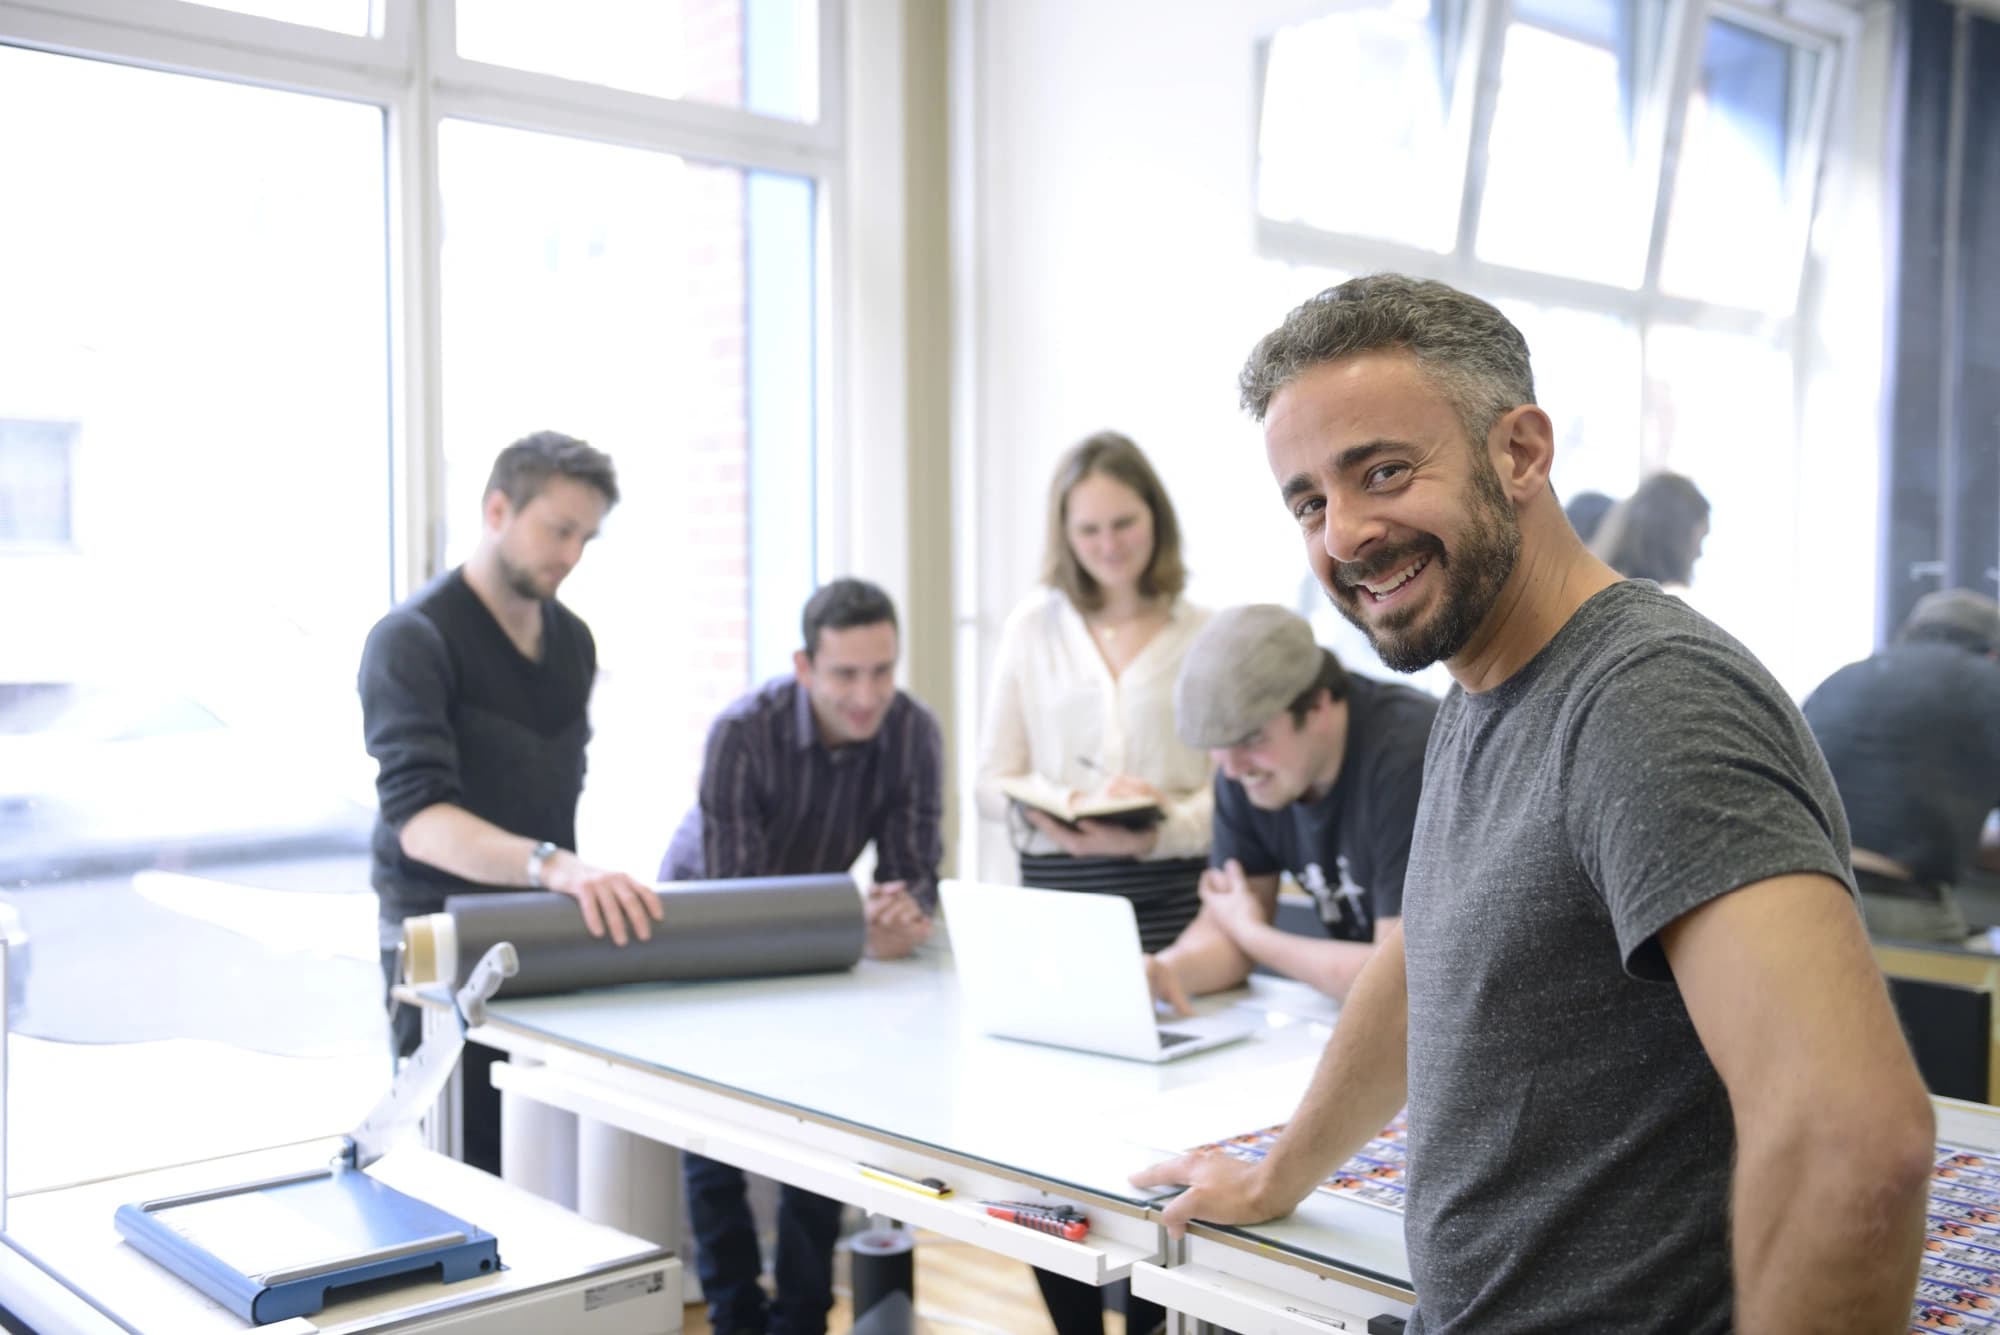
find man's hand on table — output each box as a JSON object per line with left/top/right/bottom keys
{"left": 1129, "top": 1147, "right": 1299, "bottom": 1239}
{"left": 864, "top": 880, "right": 933, "bottom": 959}
{"left": 543, "top": 853, "right": 664, "bottom": 946}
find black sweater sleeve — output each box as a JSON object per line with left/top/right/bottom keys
{"left": 359, "top": 608, "right": 464, "bottom": 830}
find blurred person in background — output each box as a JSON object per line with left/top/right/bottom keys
{"left": 975, "top": 431, "right": 1215, "bottom": 955}
{"left": 1592, "top": 471, "right": 1710, "bottom": 594}
{"left": 1803, "top": 589, "right": 2000, "bottom": 946}
{"left": 1564, "top": 489, "right": 1616, "bottom": 545}
{"left": 661, "top": 576, "right": 943, "bottom": 1335}
{"left": 1146, "top": 605, "right": 1434, "bottom": 1011}
{"left": 359, "top": 430, "right": 662, "bottom": 1177}
{"left": 974, "top": 430, "right": 1212, "bottom": 1335}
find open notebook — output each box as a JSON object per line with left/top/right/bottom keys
{"left": 996, "top": 775, "right": 1162, "bottom": 830}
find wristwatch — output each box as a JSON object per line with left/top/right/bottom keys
{"left": 526, "top": 840, "right": 559, "bottom": 888}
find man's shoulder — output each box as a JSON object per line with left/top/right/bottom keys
{"left": 1350, "top": 673, "right": 1442, "bottom": 725}
{"left": 1813, "top": 643, "right": 2000, "bottom": 731}
{"left": 695, "top": 679, "right": 796, "bottom": 775}
{"left": 399, "top": 568, "right": 469, "bottom": 617}
{"left": 362, "top": 585, "right": 454, "bottom": 664}
{"left": 1885, "top": 642, "right": 2000, "bottom": 694}
{"left": 1347, "top": 675, "right": 1440, "bottom": 767}
{"left": 1540, "top": 581, "right": 1775, "bottom": 701}
{"left": 712, "top": 676, "right": 797, "bottom": 729}
{"left": 369, "top": 571, "right": 471, "bottom": 641}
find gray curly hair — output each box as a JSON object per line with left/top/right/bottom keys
{"left": 1238, "top": 274, "right": 1536, "bottom": 446}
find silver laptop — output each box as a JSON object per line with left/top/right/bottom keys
{"left": 939, "top": 880, "right": 1260, "bottom": 1063}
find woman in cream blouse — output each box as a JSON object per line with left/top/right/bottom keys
{"left": 975, "top": 430, "right": 1214, "bottom": 955}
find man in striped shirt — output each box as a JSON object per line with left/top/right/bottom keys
{"left": 660, "top": 576, "right": 943, "bottom": 1335}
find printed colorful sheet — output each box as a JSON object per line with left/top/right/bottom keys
{"left": 1197, "top": 1111, "right": 1409, "bottom": 1215}
{"left": 1192, "top": 1128, "right": 2000, "bottom": 1330}
{"left": 1916, "top": 1146, "right": 2000, "bottom": 1331}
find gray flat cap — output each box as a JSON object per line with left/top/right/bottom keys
{"left": 1175, "top": 604, "right": 1324, "bottom": 749}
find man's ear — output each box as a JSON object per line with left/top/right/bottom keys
{"left": 483, "top": 488, "right": 512, "bottom": 533}
{"left": 793, "top": 647, "right": 813, "bottom": 684}
{"left": 1491, "top": 404, "right": 1556, "bottom": 501}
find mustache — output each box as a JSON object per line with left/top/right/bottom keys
{"left": 1333, "top": 538, "right": 1443, "bottom": 590}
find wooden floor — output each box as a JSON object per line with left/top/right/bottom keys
{"left": 678, "top": 1228, "right": 1129, "bottom": 1334}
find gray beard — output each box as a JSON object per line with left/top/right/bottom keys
{"left": 1327, "top": 469, "right": 1521, "bottom": 674}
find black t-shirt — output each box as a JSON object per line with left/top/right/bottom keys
{"left": 1210, "top": 674, "right": 1437, "bottom": 941}
{"left": 1802, "top": 641, "right": 2000, "bottom": 883}
{"left": 358, "top": 568, "right": 596, "bottom": 930}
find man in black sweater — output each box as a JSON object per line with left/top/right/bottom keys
{"left": 359, "top": 430, "right": 660, "bottom": 1173}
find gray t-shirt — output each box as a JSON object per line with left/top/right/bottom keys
{"left": 1402, "top": 581, "right": 1853, "bottom": 1333}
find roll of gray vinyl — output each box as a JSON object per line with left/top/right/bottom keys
{"left": 431, "top": 875, "right": 867, "bottom": 996}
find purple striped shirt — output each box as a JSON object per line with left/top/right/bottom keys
{"left": 660, "top": 676, "right": 944, "bottom": 910}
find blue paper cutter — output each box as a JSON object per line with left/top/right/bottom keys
{"left": 114, "top": 945, "right": 519, "bottom": 1324}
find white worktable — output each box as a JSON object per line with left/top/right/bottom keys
{"left": 457, "top": 932, "right": 1418, "bottom": 1333}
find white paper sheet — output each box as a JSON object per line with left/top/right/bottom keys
{"left": 1113, "top": 1053, "right": 1322, "bottom": 1155}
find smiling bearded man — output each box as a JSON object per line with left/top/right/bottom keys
{"left": 1131, "top": 274, "right": 1934, "bottom": 1335}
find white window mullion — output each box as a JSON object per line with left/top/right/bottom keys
{"left": 814, "top": 0, "right": 845, "bottom": 158}
{"left": 1450, "top": 0, "right": 1512, "bottom": 258}
{"left": 426, "top": 0, "right": 839, "bottom": 175}
{"left": 1639, "top": 0, "right": 1710, "bottom": 292}
{"left": 0, "top": 0, "right": 404, "bottom": 97}
{"left": 386, "top": 0, "right": 441, "bottom": 594}
{"left": 428, "top": 71, "right": 839, "bottom": 177}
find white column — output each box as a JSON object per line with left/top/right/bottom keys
{"left": 576, "top": 1119, "right": 680, "bottom": 1249}
{"left": 498, "top": 1059, "right": 578, "bottom": 1209}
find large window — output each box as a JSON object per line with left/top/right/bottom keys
{"left": 1478, "top": 0, "right": 1667, "bottom": 285}
{"left": 437, "top": 119, "right": 818, "bottom": 864}
{"left": 1257, "top": 0, "right": 1855, "bottom": 700}
{"left": 0, "top": 35, "right": 394, "bottom": 1189}
{"left": 0, "top": 0, "right": 834, "bottom": 1187}
{"left": 0, "top": 44, "right": 391, "bottom": 880}
{"left": 1658, "top": 15, "right": 1825, "bottom": 310}
{"left": 1257, "top": 0, "right": 1467, "bottom": 253}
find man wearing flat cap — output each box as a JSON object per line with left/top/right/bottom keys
{"left": 1146, "top": 603, "right": 1436, "bottom": 1011}
{"left": 1803, "top": 588, "right": 2000, "bottom": 945}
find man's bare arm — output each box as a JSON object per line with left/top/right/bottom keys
{"left": 1133, "top": 920, "right": 1409, "bottom": 1236}
{"left": 1663, "top": 873, "right": 1933, "bottom": 1333}
{"left": 1228, "top": 917, "right": 1389, "bottom": 1002}
{"left": 1193, "top": 861, "right": 1382, "bottom": 1001}
{"left": 399, "top": 803, "right": 661, "bottom": 945}
{"left": 1145, "top": 871, "right": 1276, "bottom": 1012}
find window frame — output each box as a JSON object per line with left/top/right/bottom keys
{"left": 1255, "top": 0, "right": 1857, "bottom": 360}
{"left": 0, "top": 0, "right": 847, "bottom": 603}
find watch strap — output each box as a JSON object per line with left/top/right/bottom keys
{"left": 526, "top": 840, "right": 559, "bottom": 888}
